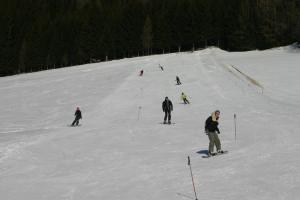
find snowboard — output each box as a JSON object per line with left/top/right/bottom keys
{"left": 202, "top": 150, "right": 228, "bottom": 158}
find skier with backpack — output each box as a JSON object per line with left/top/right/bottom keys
{"left": 205, "top": 110, "right": 223, "bottom": 156}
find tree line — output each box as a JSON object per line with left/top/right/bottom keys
{"left": 0, "top": 0, "right": 299, "bottom": 76}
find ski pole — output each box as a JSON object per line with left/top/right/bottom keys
{"left": 137, "top": 106, "right": 142, "bottom": 120}
{"left": 187, "top": 156, "right": 198, "bottom": 200}
{"left": 234, "top": 113, "right": 237, "bottom": 143}
{"left": 140, "top": 87, "right": 143, "bottom": 98}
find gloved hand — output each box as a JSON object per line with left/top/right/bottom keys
{"left": 205, "top": 129, "right": 208, "bottom": 135}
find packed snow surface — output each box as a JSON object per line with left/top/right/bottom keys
{"left": 0, "top": 46, "right": 299, "bottom": 200}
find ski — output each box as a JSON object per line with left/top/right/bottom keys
{"left": 159, "top": 122, "right": 175, "bottom": 125}
{"left": 202, "top": 150, "right": 228, "bottom": 158}
{"left": 68, "top": 124, "right": 82, "bottom": 127}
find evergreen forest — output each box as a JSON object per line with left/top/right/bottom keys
{"left": 1, "top": 0, "right": 299, "bottom": 76}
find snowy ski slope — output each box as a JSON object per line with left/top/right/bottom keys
{"left": 0, "top": 46, "right": 299, "bottom": 200}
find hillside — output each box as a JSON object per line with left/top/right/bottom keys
{"left": 0, "top": 46, "right": 299, "bottom": 200}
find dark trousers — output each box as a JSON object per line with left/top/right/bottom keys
{"left": 72, "top": 117, "right": 80, "bottom": 126}
{"left": 183, "top": 98, "right": 190, "bottom": 104}
{"left": 164, "top": 111, "right": 171, "bottom": 122}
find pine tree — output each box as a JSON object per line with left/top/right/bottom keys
{"left": 0, "top": 0, "right": 299, "bottom": 76}
{"left": 142, "top": 15, "right": 153, "bottom": 55}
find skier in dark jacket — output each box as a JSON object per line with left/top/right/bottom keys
{"left": 176, "top": 76, "right": 181, "bottom": 85}
{"left": 71, "top": 107, "right": 82, "bottom": 126}
{"left": 205, "top": 110, "right": 223, "bottom": 156}
{"left": 162, "top": 97, "right": 173, "bottom": 124}
{"left": 159, "top": 64, "right": 164, "bottom": 71}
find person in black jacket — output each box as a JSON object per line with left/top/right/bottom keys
{"left": 176, "top": 76, "right": 181, "bottom": 85}
{"left": 71, "top": 107, "right": 82, "bottom": 126}
{"left": 162, "top": 97, "right": 173, "bottom": 124}
{"left": 205, "top": 110, "right": 223, "bottom": 155}
{"left": 159, "top": 64, "right": 164, "bottom": 71}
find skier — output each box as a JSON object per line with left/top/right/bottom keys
{"left": 71, "top": 107, "right": 82, "bottom": 126}
{"left": 162, "top": 97, "right": 173, "bottom": 124}
{"left": 139, "top": 69, "right": 144, "bottom": 76}
{"left": 159, "top": 64, "right": 164, "bottom": 71}
{"left": 205, "top": 110, "right": 223, "bottom": 156}
{"left": 181, "top": 92, "right": 190, "bottom": 104}
{"left": 176, "top": 76, "right": 181, "bottom": 85}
